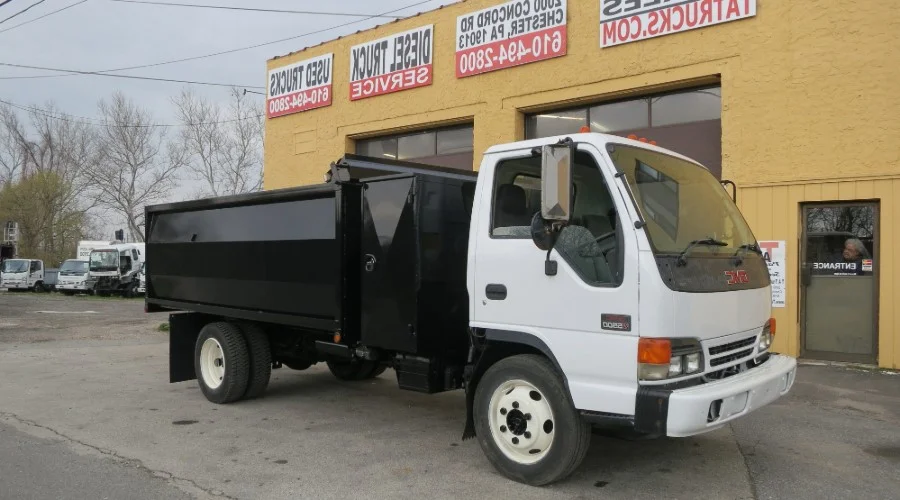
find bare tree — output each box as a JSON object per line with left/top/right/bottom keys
{"left": 0, "top": 101, "right": 98, "bottom": 263}
{"left": 89, "top": 92, "right": 187, "bottom": 242}
{"left": 173, "top": 87, "right": 263, "bottom": 197}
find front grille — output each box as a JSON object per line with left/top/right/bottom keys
{"left": 709, "top": 336, "right": 755, "bottom": 355}
{"left": 710, "top": 348, "right": 755, "bottom": 366}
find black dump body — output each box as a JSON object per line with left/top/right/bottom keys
{"left": 145, "top": 154, "right": 477, "bottom": 360}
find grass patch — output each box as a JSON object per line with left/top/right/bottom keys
{"left": 158, "top": 322, "right": 170, "bottom": 332}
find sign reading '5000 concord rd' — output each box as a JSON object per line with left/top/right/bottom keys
{"left": 349, "top": 25, "right": 434, "bottom": 101}
{"left": 456, "top": 0, "right": 567, "bottom": 78}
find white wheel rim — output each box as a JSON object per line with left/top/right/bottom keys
{"left": 488, "top": 379, "right": 555, "bottom": 464}
{"left": 200, "top": 338, "right": 225, "bottom": 390}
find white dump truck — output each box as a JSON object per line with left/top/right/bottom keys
{"left": 145, "top": 133, "right": 796, "bottom": 485}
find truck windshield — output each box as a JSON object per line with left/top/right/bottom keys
{"left": 89, "top": 250, "right": 119, "bottom": 271}
{"left": 1, "top": 259, "right": 28, "bottom": 273}
{"left": 608, "top": 144, "right": 757, "bottom": 257}
{"left": 60, "top": 260, "right": 89, "bottom": 274}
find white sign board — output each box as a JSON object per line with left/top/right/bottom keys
{"left": 599, "top": 0, "right": 756, "bottom": 47}
{"left": 759, "top": 240, "right": 786, "bottom": 308}
{"left": 455, "top": 0, "right": 567, "bottom": 78}
{"left": 349, "top": 24, "right": 434, "bottom": 101}
{"left": 266, "top": 53, "right": 333, "bottom": 118}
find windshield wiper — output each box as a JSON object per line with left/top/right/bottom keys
{"left": 732, "top": 243, "right": 762, "bottom": 265}
{"left": 677, "top": 238, "right": 728, "bottom": 266}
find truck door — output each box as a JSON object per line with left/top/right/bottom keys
{"left": 470, "top": 144, "right": 641, "bottom": 413}
{"left": 30, "top": 260, "right": 42, "bottom": 285}
{"left": 360, "top": 176, "right": 418, "bottom": 353}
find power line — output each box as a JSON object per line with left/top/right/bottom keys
{"left": 0, "top": 97, "right": 260, "bottom": 129}
{"left": 109, "top": 0, "right": 406, "bottom": 18}
{"left": 0, "top": 0, "right": 87, "bottom": 34}
{"left": 0, "top": 0, "right": 46, "bottom": 24}
{"left": 0, "top": 61, "right": 265, "bottom": 88}
{"left": 0, "top": 1, "right": 15, "bottom": 9}
{"left": 0, "top": 0, "right": 438, "bottom": 81}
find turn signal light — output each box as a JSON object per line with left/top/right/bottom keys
{"left": 638, "top": 338, "right": 672, "bottom": 364}
{"left": 768, "top": 317, "right": 776, "bottom": 335}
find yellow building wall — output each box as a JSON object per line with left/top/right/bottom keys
{"left": 265, "top": 1, "right": 900, "bottom": 367}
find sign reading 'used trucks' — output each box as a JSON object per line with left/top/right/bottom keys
{"left": 600, "top": 0, "right": 756, "bottom": 48}
{"left": 266, "top": 53, "right": 333, "bottom": 118}
{"left": 456, "top": 0, "right": 567, "bottom": 78}
{"left": 349, "top": 25, "right": 434, "bottom": 100}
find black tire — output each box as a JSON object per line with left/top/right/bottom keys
{"left": 62, "top": 291, "right": 74, "bottom": 296}
{"left": 326, "top": 359, "right": 382, "bottom": 381}
{"left": 473, "top": 354, "right": 591, "bottom": 486}
{"left": 194, "top": 322, "right": 250, "bottom": 404}
{"left": 239, "top": 323, "right": 271, "bottom": 400}
{"left": 32, "top": 281, "right": 43, "bottom": 293}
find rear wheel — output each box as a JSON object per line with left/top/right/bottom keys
{"left": 326, "top": 359, "right": 384, "bottom": 381}
{"left": 194, "top": 322, "right": 250, "bottom": 404}
{"left": 473, "top": 354, "right": 591, "bottom": 486}
{"left": 239, "top": 323, "right": 272, "bottom": 399}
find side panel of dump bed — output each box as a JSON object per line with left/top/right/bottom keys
{"left": 146, "top": 187, "right": 343, "bottom": 327}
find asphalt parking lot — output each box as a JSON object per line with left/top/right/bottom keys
{"left": 0, "top": 291, "right": 898, "bottom": 500}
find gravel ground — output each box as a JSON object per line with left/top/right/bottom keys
{"left": 0, "top": 291, "right": 897, "bottom": 500}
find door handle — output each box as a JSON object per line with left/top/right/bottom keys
{"left": 364, "top": 254, "right": 376, "bottom": 272}
{"left": 486, "top": 284, "right": 507, "bottom": 300}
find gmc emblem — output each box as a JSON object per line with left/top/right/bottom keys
{"left": 724, "top": 270, "right": 750, "bottom": 285}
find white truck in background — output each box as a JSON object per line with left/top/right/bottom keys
{"left": 55, "top": 259, "right": 91, "bottom": 295}
{"left": 0, "top": 258, "right": 44, "bottom": 291}
{"left": 88, "top": 242, "right": 146, "bottom": 297}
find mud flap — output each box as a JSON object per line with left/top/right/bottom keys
{"left": 461, "top": 344, "right": 493, "bottom": 441}
{"left": 169, "top": 312, "right": 209, "bottom": 383}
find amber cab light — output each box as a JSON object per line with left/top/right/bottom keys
{"left": 638, "top": 338, "right": 672, "bottom": 364}
{"left": 768, "top": 317, "right": 776, "bottom": 335}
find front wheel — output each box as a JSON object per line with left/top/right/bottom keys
{"left": 473, "top": 354, "right": 591, "bottom": 486}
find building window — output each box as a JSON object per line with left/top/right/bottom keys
{"left": 356, "top": 125, "right": 474, "bottom": 170}
{"left": 525, "top": 86, "right": 722, "bottom": 178}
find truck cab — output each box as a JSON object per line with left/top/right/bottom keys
{"left": 0, "top": 258, "right": 44, "bottom": 291}
{"left": 55, "top": 259, "right": 91, "bottom": 295}
{"left": 466, "top": 134, "right": 794, "bottom": 449}
{"left": 89, "top": 243, "right": 145, "bottom": 296}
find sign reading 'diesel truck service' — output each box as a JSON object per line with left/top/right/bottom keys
{"left": 349, "top": 25, "right": 433, "bottom": 101}
{"left": 456, "top": 0, "right": 567, "bottom": 78}
{"left": 267, "top": 54, "right": 333, "bottom": 118}
{"left": 600, "top": 0, "right": 756, "bottom": 48}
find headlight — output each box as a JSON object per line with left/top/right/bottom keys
{"left": 758, "top": 318, "right": 776, "bottom": 352}
{"left": 638, "top": 338, "right": 704, "bottom": 381}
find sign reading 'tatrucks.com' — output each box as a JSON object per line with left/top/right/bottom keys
{"left": 600, "top": 0, "right": 756, "bottom": 47}
{"left": 266, "top": 53, "right": 333, "bottom": 118}
{"left": 456, "top": 0, "right": 567, "bottom": 78}
{"left": 349, "top": 25, "right": 434, "bottom": 101}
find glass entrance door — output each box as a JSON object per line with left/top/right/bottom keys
{"left": 801, "top": 203, "right": 878, "bottom": 363}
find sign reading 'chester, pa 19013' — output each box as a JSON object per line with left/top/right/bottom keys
{"left": 456, "top": 0, "right": 567, "bottom": 78}
{"left": 349, "top": 25, "right": 434, "bottom": 101}
{"left": 266, "top": 53, "right": 333, "bottom": 118}
{"left": 600, "top": 0, "right": 756, "bottom": 47}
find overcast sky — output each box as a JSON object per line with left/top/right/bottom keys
{"left": 1, "top": 0, "right": 457, "bottom": 121}
{"left": 0, "top": 0, "right": 457, "bottom": 240}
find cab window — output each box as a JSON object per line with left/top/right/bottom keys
{"left": 490, "top": 151, "right": 623, "bottom": 285}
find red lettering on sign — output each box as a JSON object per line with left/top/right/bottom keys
{"left": 456, "top": 25, "right": 567, "bottom": 78}
{"left": 350, "top": 65, "right": 432, "bottom": 100}
{"left": 726, "top": 0, "right": 741, "bottom": 18}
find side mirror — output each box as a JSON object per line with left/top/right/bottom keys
{"left": 530, "top": 212, "right": 557, "bottom": 251}
{"left": 541, "top": 143, "right": 573, "bottom": 222}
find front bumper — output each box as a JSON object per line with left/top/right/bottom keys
{"left": 56, "top": 283, "right": 89, "bottom": 291}
{"left": 634, "top": 354, "right": 797, "bottom": 437}
{"left": 668, "top": 354, "right": 796, "bottom": 436}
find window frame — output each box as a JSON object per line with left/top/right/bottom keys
{"left": 486, "top": 147, "right": 626, "bottom": 288}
